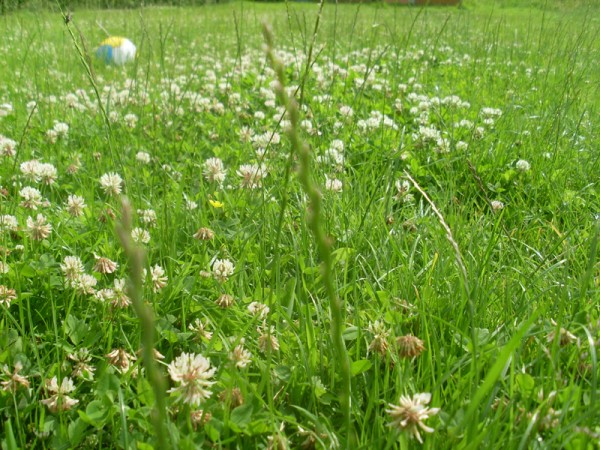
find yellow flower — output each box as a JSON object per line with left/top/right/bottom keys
{"left": 209, "top": 200, "right": 224, "bottom": 209}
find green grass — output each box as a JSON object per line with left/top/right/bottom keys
{"left": 0, "top": 1, "right": 599, "bottom": 449}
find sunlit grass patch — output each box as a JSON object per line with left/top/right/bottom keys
{"left": 0, "top": 2, "right": 599, "bottom": 448}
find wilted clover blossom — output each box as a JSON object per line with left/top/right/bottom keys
{"left": 93, "top": 255, "right": 118, "bottom": 274}
{"left": 1, "top": 362, "right": 29, "bottom": 392}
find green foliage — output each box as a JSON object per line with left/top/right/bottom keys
{"left": 0, "top": 2, "right": 598, "bottom": 449}
{"left": 0, "top": 0, "right": 222, "bottom": 14}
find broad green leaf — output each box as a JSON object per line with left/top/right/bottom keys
{"left": 229, "top": 404, "right": 253, "bottom": 429}
{"left": 67, "top": 418, "right": 89, "bottom": 446}
{"left": 343, "top": 327, "right": 359, "bottom": 341}
{"left": 351, "top": 359, "right": 372, "bottom": 376}
{"left": 515, "top": 373, "right": 535, "bottom": 397}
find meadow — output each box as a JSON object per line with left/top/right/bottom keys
{"left": 0, "top": 1, "right": 599, "bottom": 448}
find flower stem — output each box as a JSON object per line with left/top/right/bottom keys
{"left": 262, "top": 22, "right": 353, "bottom": 447}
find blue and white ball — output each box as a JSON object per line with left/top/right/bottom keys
{"left": 96, "top": 37, "right": 136, "bottom": 66}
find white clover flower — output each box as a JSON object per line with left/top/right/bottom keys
{"left": 481, "top": 107, "right": 503, "bottom": 117}
{"left": 45, "top": 129, "right": 58, "bottom": 144}
{"left": 247, "top": 301, "right": 270, "bottom": 319}
{"left": 0, "top": 103, "right": 13, "bottom": 117}
{"left": 212, "top": 258, "right": 234, "bottom": 282}
{"left": 38, "top": 163, "right": 58, "bottom": 185}
{"left": 0, "top": 286, "right": 17, "bottom": 307}
{"left": 229, "top": 339, "right": 252, "bottom": 369}
{"left": 189, "top": 318, "right": 213, "bottom": 340}
{"left": 435, "top": 137, "right": 451, "bottom": 153}
{"left": 0, "top": 215, "right": 18, "bottom": 232}
{"left": 339, "top": 105, "right": 354, "bottom": 117}
{"left": 61, "top": 256, "right": 85, "bottom": 281}
{"left": 124, "top": 113, "right": 138, "bottom": 128}
{"left": 131, "top": 228, "right": 150, "bottom": 244}
{"left": 95, "top": 288, "right": 116, "bottom": 303}
{"left": 149, "top": 265, "right": 167, "bottom": 292}
{"left": 330, "top": 140, "right": 345, "bottom": 152}
{"left": 137, "top": 209, "right": 157, "bottom": 227}
{"left": 491, "top": 200, "right": 505, "bottom": 211}
{"left": 26, "top": 214, "right": 52, "bottom": 240}
{"left": 100, "top": 173, "right": 123, "bottom": 196}
{"left": 203, "top": 157, "right": 226, "bottom": 185}
{"left": 66, "top": 195, "right": 86, "bottom": 217}
{"left": 251, "top": 131, "right": 280, "bottom": 148}
{"left": 280, "top": 119, "right": 292, "bottom": 132}
{"left": 19, "top": 187, "right": 43, "bottom": 209}
{"left": 516, "top": 159, "right": 531, "bottom": 172}
{"left": 394, "top": 179, "right": 414, "bottom": 204}
{"left": 441, "top": 95, "right": 462, "bottom": 107}
{"left": 70, "top": 274, "right": 97, "bottom": 295}
{"left": 239, "top": 126, "right": 254, "bottom": 142}
{"left": 301, "top": 119, "right": 313, "bottom": 133}
{"left": 185, "top": 198, "right": 198, "bottom": 209}
{"left": 68, "top": 348, "right": 95, "bottom": 380}
{"left": 456, "top": 141, "right": 469, "bottom": 151}
{"left": 474, "top": 126, "right": 485, "bottom": 139}
{"left": 325, "top": 176, "right": 343, "bottom": 193}
{"left": 0, "top": 135, "right": 17, "bottom": 157}
{"left": 65, "top": 93, "right": 78, "bottom": 108}
{"left": 168, "top": 353, "right": 216, "bottom": 407}
{"left": 413, "top": 125, "right": 441, "bottom": 145}
{"left": 112, "top": 278, "right": 131, "bottom": 308}
{"left": 386, "top": 393, "right": 440, "bottom": 444}
{"left": 41, "top": 377, "right": 79, "bottom": 413}
{"left": 237, "top": 164, "right": 267, "bottom": 189}
{"left": 136, "top": 151, "right": 151, "bottom": 164}
{"left": 323, "top": 148, "right": 344, "bottom": 171}
{"left": 20, "top": 160, "right": 42, "bottom": 182}
{"left": 53, "top": 122, "right": 69, "bottom": 137}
